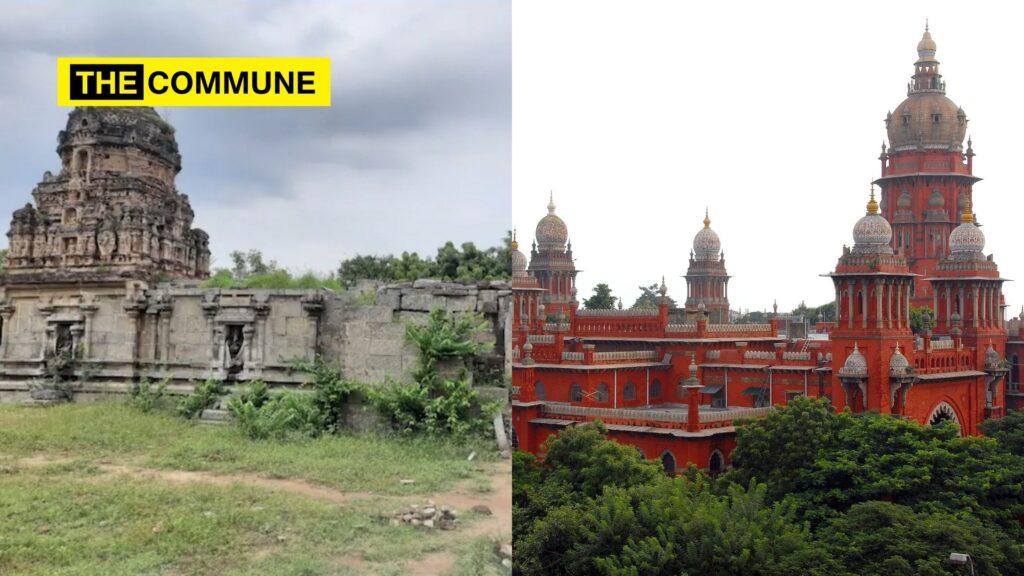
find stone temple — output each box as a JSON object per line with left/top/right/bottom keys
{"left": 0, "top": 107, "right": 510, "bottom": 401}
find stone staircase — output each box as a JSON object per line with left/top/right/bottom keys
{"left": 199, "top": 408, "right": 232, "bottom": 425}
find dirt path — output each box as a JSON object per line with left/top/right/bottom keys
{"left": 15, "top": 455, "right": 374, "bottom": 504}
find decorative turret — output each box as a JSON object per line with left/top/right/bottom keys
{"left": 527, "top": 193, "right": 578, "bottom": 316}
{"left": 685, "top": 209, "right": 730, "bottom": 323}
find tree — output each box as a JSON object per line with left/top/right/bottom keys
{"left": 981, "top": 409, "right": 1024, "bottom": 455}
{"left": 728, "top": 396, "right": 845, "bottom": 503}
{"left": 0, "top": 247, "right": 7, "bottom": 275}
{"left": 728, "top": 397, "right": 1024, "bottom": 535}
{"left": 583, "top": 283, "right": 616, "bottom": 310}
{"left": 229, "top": 249, "right": 278, "bottom": 280}
{"left": 631, "top": 281, "right": 677, "bottom": 310}
{"left": 910, "top": 305, "right": 934, "bottom": 334}
{"left": 819, "top": 501, "right": 1024, "bottom": 576}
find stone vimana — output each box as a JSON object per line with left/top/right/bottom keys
{"left": 0, "top": 106, "right": 510, "bottom": 402}
{"left": 510, "top": 28, "right": 1024, "bottom": 474}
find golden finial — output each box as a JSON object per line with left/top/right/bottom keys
{"left": 511, "top": 229, "right": 518, "bottom": 251}
{"left": 866, "top": 184, "right": 879, "bottom": 214}
{"left": 961, "top": 195, "right": 974, "bottom": 224}
{"left": 703, "top": 207, "right": 711, "bottom": 228}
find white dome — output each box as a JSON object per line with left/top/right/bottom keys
{"left": 949, "top": 220, "right": 985, "bottom": 255}
{"left": 693, "top": 210, "right": 721, "bottom": 261}
{"left": 851, "top": 190, "right": 893, "bottom": 255}
{"left": 889, "top": 345, "right": 910, "bottom": 377}
{"left": 511, "top": 242, "right": 528, "bottom": 278}
{"left": 535, "top": 194, "right": 568, "bottom": 251}
{"left": 839, "top": 343, "right": 868, "bottom": 378}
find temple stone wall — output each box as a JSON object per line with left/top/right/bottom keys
{"left": 0, "top": 279, "right": 511, "bottom": 401}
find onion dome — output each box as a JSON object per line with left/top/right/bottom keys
{"left": 897, "top": 190, "right": 913, "bottom": 209}
{"left": 510, "top": 230, "right": 528, "bottom": 278}
{"left": 948, "top": 197, "right": 985, "bottom": 259}
{"left": 957, "top": 192, "right": 968, "bottom": 210}
{"left": 658, "top": 276, "right": 668, "bottom": 296}
{"left": 692, "top": 209, "right": 722, "bottom": 261}
{"left": 889, "top": 344, "right": 910, "bottom": 377}
{"left": 917, "top": 27, "right": 937, "bottom": 58}
{"left": 535, "top": 193, "right": 568, "bottom": 251}
{"left": 839, "top": 343, "right": 868, "bottom": 378}
{"left": 851, "top": 188, "right": 894, "bottom": 255}
{"left": 984, "top": 342, "right": 1001, "bottom": 370}
{"left": 58, "top": 107, "right": 181, "bottom": 172}
{"left": 886, "top": 28, "right": 967, "bottom": 150}
{"left": 928, "top": 189, "right": 945, "bottom": 207}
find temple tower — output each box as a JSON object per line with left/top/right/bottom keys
{"left": 5, "top": 107, "right": 210, "bottom": 283}
{"left": 875, "top": 27, "right": 978, "bottom": 307}
{"left": 684, "top": 210, "right": 730, "bottom": 323}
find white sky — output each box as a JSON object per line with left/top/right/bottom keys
{"left": 512, "top": 1, "right": 1024, "bottom": 316}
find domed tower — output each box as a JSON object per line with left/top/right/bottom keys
{"left": 928, "top": 197, "right": 1006, "bottom": 346}
{"left": 828, "top": 188, "right": 916, "bottom": 414}
{"left": 528, "top": 194, "right": 578, "bottom": 317}
{"left": 5, "top": 107, "right": 210, "bottom": 282}
{"left": 875, "top": 26, "right": 980, "bottom": 307}
{"left": 684, "top": 209, "right": 730, "bottom": 323}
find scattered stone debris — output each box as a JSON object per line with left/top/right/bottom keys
{"left": 393, "top": 500, "right": 458, "bottom": 530}
{"left": 467, "top": 451, "right": 477, "bottom": 461}
{"left": 399, "top": 478, "right": 416, "bottom": 485}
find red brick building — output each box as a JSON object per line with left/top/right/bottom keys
{"left": 511, "top": 29, "right": 1012, "bottom": 474}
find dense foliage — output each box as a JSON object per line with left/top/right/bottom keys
{"left": 583, "top": 283, "right": 617, "bottom": 310}
{"left": 176, "top": 379, "right": 225, "bottom": 419}
{"left": 515, "top": 403, "right": 1024, "bottom": 575}
{"left": 371, "top": 308, "right": 497, "bottom": 436}
{"left": 338, "top": 234, "right": 512, "bottom": 288}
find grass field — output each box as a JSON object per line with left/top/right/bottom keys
{"left": 0, "top": 402, "right": 511, "bottom": 576}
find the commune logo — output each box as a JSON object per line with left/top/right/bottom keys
{"left": 58, "top": 57, "right": 331, "bottom": 106}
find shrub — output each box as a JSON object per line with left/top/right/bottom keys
{"left": 228, "top": 389, "right": 324, "bottom": 440}
{"left": 128, "top": 378, "right": 168, "bottom": 413}
{"left": 294, "top": 357, "right": 363, "bottom": 433}
{"left": 177, "top": 379, "right": 225, "bottom": 419}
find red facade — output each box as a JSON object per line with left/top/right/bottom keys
{"left": 512, "top": 29, "right": 1011, "bottom": 474}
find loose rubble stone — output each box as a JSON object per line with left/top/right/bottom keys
{"left": 393, "top": 500, "right": 459, "bottom": 530}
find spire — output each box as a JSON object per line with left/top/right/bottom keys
{"left": 867, "top": 185, "right": 879, "bottom": 214}
{"left": 960, "top": 195, "right": 974, "bottom": 224}
{"left": 547, "top": 191, "right": 556, "bottom": 214}
{"left": 703, "top": 207, "right": 711, "bottom": 228}
{"left": 511, "top": 229, "right": 518, "bottom": 251}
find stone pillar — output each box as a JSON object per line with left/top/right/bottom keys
{"left": 0, "top": 301, "right": 15, "bottom": 359}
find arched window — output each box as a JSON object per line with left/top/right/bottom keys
{"left": 661, "top": 451, "right": 676, "bottom": 476}
{"left": 623, "top": 381, "right": 636, "bottom": 401}
{"left": 596, "top": 383, "right": 609, "bottom": 403}
{"left": 709, "top": 450, "right": 725, "bottom": 475}
{"left": 570, "top": 383, "right": 583, "bottom": 402}
{"left": 534, "top": 381, "right": 545, "bottom": 400}
{"left": 650, "top": 379, "right": 662, "bottom": 399}
{"left": 929, "top": 401, "right": 962, "bottom": 436}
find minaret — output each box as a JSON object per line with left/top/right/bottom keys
{"left": 684, "top": 209, "right": 730, "bottom": 323}
{"left": 828, "top": 187, "right": 916, "bottom": 414}
{"left": 528, "top": 193, "right": 579, "bottom": 317}
{"left": 875, "top": 27, "right": 979, "bottom": 307}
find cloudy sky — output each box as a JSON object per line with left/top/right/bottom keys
{"left": 0, "top": 1, "right": 510, "bottom": 274}
{"left": 513, "top": 1, "right": 1024, "bottom": 316}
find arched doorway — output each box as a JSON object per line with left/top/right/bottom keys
{"left": 928, "top": 401, "right": 963, "bottom": 436}
{"left": 709, "top": 450, "right": 725, "bottom": 475}
{"left": 661, "top": 451, "right": 676, "bottom": 476}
